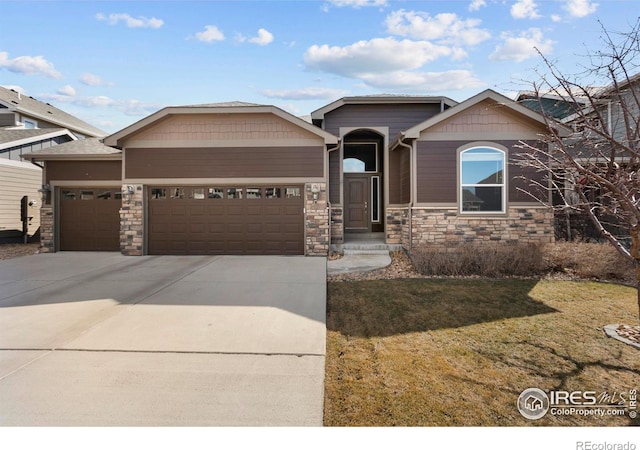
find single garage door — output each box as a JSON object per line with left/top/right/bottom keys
{"left": 148, "top": 185, "right": 304, "bottom": 255}
{"left": 59, "top": 187, "right": 121, "bottom": 251}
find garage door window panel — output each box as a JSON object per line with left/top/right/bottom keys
{"left": 247, "top": 188, "right": 262, "bottom": 199}
{"left": 228, "top": 188, "right": 243, "bottom": 199}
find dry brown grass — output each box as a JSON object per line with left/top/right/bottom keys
{"left": 325, "top": 279, "right": 640, "bottom": 426}
{"left": 0, "top": 243, "right": 40, "bottom": 260}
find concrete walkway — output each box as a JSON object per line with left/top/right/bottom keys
{"left": 0, "top": 253, "right": 326, "bottom": 426}
{"left": 327, "top": 253, "right": 391, "bottom": 275}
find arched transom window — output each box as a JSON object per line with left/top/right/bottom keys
{"left": 460, "top": 147, "right": 505, "bottom": 213}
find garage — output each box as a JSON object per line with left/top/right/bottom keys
{"left": 148, "top": 185, "right": 304, "bottom": 255}
{"left": 59, "top": 187, "right": 121, "bottom": 251}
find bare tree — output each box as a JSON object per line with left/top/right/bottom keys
{"left": 515, "top": 18, "right": 640, "bottom": 321}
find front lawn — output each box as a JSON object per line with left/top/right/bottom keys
{"left": 324, "top": 279, "right": 639, "bottom": 426}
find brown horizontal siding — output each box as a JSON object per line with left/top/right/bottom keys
{"left": 400, "top": 148, "right": 410, "bottom": 204}
{"left": 416, "top": 140, "right": 546, "bottom": 204}
{"left": 388, "top": 149, "right": 402, "bottom": 204}
{"left": 329, "top": 150, "right": 340, "bottom": 204}
{"left": 509, "top": 140, "right": 548, "bottom": 203}
{"left": 125, "top": 147, "right": 324, "bottom": 179}
{"left": 416, "top": 141, "right": 457, "bottom": 203}
{"left": 324, "top": 104, "right": 442, "bottom": 137}
{"left": 46, "top": 160, "right": 122, "bottom": 183}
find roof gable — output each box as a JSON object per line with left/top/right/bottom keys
{"left": 104, "top": 104, "right": 337, "bottom": 148}
{"left": 311, "top": 95, "right": 458, "bottom": 122}
{"left": 403, "top": 89, "right": 571, "bottom": 140}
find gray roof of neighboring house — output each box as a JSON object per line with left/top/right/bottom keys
{"left": 0, "top": 86, "right": 107, "bottom": 137}
{"left": 0, "top": 127, "right": 72, "bottom": 147}
{"left": 21, "top": 137, "right": 121, "bottom": 160}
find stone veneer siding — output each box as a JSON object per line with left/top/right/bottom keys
{"left": 120, "top": 184, "right": 144, "bottom": 256}
{"left": 330, "top": 207, "right": 343, "bottom": 246}
{"left": 410, "top": 207, "right": 554, "bottom": 248}
{"left": 39, "top": 206, "right": 54, "bottom": 252}
{"left": 386, "top": 207, "right": 409, "bottom": 246}
{"left": 305, "top": 183, "right": 329, "bottom": 256}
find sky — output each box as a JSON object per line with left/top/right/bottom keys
{"left": 0, "top": 0, "right": 635, "bottom": 134}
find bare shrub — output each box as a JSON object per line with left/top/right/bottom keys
{"left": 410, "top": 242, "right": 544, "bottom": 277}
{"left": 542, "top": 242, "right": 636, "bottom": 283}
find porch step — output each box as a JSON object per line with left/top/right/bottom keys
{"left": 343, "top": 249, "right": 391, "bottom": 256}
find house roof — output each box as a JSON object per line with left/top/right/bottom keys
{"left": 401, "top": 89, "right": 572, "bottom": 141}
{"left": 0, "top": 127, "right": 76, "bottom": 150}
{"left": 310, "top": 94, "right": 458, "bottom": 121}
{"left": 0, "top": 86, "right": 107, "bottom": 137}
{"left": 20, "top": 137, "right": 121, "bottom": 161}
{"left": 103, "top": 103, "right": 338, "bottom": 147}
{"left": 517, "top": 94, "right": 586, "bottom": 120}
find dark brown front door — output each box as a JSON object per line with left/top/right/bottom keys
{"left": 59, "top": 187, "right": 121, "bottom": 251}
{"left": 345, "top": 176, "right": 369, "bottom": 230}
{"left": 148, "top": 185, "right": 304, "bottom": 255}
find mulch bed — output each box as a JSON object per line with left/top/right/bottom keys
{"left": 0, "top": 243, "right": 40, "bottom": 260}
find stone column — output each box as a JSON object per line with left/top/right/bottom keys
{"left": 305, "top": 183, "right": 329, "bottom": 256}
{"left": 39, "top": 206, "right": 54, "bottom": 252}
{"left": 119, "top": 184, "right": 144, "bottom": 256}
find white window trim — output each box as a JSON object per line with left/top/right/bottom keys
{"left": 22, "top": 117, "right": 38, "bottom": 129}
{"left": 459, "top": 146, "right": 506, "bottom": 214}
{"left": 371, "top": 175, "right": 380, "bottom": 223}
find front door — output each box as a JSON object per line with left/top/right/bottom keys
{"left": 345, "top": 175, "right": 369, "bottom": 230}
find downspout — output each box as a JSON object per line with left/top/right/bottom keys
{"left": 326, "top": 140, "right": 341, "bottom": 253}
{"left": 396, "top": 133, "right": 413, "bottom": 252}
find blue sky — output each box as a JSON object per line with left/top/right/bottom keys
{"left": 0, "top": 0, "right": 632, "bottom": 133}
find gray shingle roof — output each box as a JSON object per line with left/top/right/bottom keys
{"left": 0, "top": 127, "right": 69, "bottom": 146}
{"left": 22, "top": 137, "right": 121, "bottom": 158}
{"left": 0, "top": 86, "right": 107, "bottom": 137}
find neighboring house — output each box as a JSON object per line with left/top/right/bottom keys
{"left": 22, "top": 89, "right": 567, "bottom": 256}
{"left": 0, "top": 86, "right": 107, "bottom": 242}
{"left": 518, "top": 74, "right": 640, "bottom": 241}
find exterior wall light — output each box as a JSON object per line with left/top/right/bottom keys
{"left": 311, "top": 184, "right": 320, "bottom": 203}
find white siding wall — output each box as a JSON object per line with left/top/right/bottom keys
{"left": 0, "top": 159, "right": 42, "bottom": 238}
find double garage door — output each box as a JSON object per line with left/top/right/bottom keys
{"left": 58, "top": 185, "right": 305, "bottom": 255}
{"left": 148, "top": 185, "right": 304, "bottom": 255}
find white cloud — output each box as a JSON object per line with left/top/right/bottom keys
{"left": 0, "top": 51, "right": 62, "bottom": 79}
{"left": 469, "top": 0, "right": 486, "bottom": 11}
{"left": 38, "top": 93, "right": 159, "bottom": 116}
{"left": 260, "top": 87, "right": 349, "bottom": 100}
{"left": 79, "top": 73, "right": 113, "bottom": 86}
{"left": 511, "top": 0, "right": 541, "bottom": 19}
{"left": 304, "top": 37, "right": 454, "bottom": 78}
{"left": 238, "top": 28, "right": 274, "bottom": 46}
{"left": 385, "top": 10, "right": 491, "bottom": 46}
{"left": 359, "top": 69, "right": 485, "bottom": 92}
{"left": 489, "top": 28, "right": 554, "bottom": 62}
{"left": 96, "top": 12, "right": 163, "bottom": 29}
{"left": 563, "top": 0, "right": 598, "bottom": 17}
{"left": 551, "top": 14, "right": 562, "bottom": 22}
{"left": 57, "top": 85, "right": 76, "bottom": 96}
{"left": 325, "top": 0, "right": 387, "bottom": 8}
{"left": 194, "top": 25, "right": 225, "bottom": 43}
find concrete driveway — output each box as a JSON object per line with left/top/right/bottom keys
{"left": 0, "top": 253, "right": 326, "bottom": 426}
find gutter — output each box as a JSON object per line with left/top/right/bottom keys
{"left": 326, "top": 140, "right": 341, "bottom": 253}
{"left": 396, "top": 132, "right": 413, "bottom": 252}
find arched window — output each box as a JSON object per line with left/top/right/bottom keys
{"left": 460, "top": 147, "right": 505, "bottom": 213}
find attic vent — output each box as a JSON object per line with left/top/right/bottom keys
{"left": 48, "top": 111, "right": 53, "bottom": 114}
